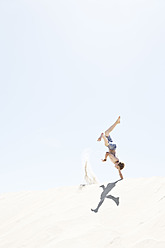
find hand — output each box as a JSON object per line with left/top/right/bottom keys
{"left": 102, "top": 159, "right": 106, "bottom": 162}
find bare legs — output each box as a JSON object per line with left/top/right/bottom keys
{"left": 97, "top": 116, "right": 120, "bottom": 142}
{"left": 105, "top": 116, "right": 120, "bottom": 136}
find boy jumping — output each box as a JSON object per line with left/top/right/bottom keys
{"left": 97, "top": 116, "right": 125, "bottom": 179}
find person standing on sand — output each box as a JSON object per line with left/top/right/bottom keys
{"left": 97, "top": 116, "right": 125, "bottom": 180}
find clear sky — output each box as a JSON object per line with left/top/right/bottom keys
{"left": 0, "top": 0, "right": 165, "bottom": 193}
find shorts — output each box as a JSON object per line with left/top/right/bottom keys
{"left": 106, "top": 135, "right": 116, "bottom": 151}
{"left": 108, "top": 143, "right": 117, "bottom": 150}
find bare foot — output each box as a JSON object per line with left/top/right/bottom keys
{"left": 117, "top": 116, "right": 120, "bottom": 124}
{"left": 97, "top": 133, "right": 103, "bottom": 141}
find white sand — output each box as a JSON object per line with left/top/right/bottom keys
{"left": 0, "top": 177, "right": 165, "bottom": 248}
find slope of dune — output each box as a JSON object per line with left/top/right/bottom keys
{"left": 0, "top": 178, "right": 165, "bottom": 248}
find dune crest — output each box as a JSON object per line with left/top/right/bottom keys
{"left": 0, "top": 177, "right": 165, "bottom": 248}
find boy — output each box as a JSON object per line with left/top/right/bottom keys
{"left": 97, "top": 116, "right": 125, "bottom": 179}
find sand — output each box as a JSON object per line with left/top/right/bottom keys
{"left": 0, "top": 177, "right": 165, "bottom": 248}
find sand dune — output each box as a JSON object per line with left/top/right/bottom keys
{"left": 0, "top": 178, "right": 165, "bottom": 248}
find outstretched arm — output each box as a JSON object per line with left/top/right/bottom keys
{"left": 115, "top": 165, "right": 123, "bottom": 180}
{"left": 102, "top": 152, "right": 110, "bottom": 162}
{"left": 118, "top": 168, "right": 123, "bottom": 180}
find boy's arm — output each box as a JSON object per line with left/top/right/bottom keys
{"left": 115, "top": 164, "right": 123, "bottom": 180}
{"left": 102, "top": 152, "right": 110, "bottom": 162}
{"left": 118, "top": 168, "right": 123, "bottom": 180}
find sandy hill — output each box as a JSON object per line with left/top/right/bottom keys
{"left": 0, "top": 178, "right": 165, "bottom": 248}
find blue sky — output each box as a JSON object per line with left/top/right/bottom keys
{"left": 0, "top": 0, "right": 165, "bottom": 192}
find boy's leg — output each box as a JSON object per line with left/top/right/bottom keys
{"left": 102, "top": 134, "right": 109, "bottom": 146}
{"left": 105, "top": 116, "right": 120, "bottom": 136}
{"left": 97, "top": 133, "right": 109, "bottom": 146}
{"left": 97, "top": 132, "right": 103, "bottom": 141}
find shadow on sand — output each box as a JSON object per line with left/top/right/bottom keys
{"left": 91, "top": 179, "right": 122, "bottom": 213}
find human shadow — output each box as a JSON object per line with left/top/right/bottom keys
{"left": 91, "top": 179, "right": 122, "bottom": 213}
